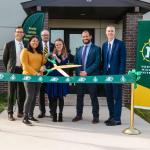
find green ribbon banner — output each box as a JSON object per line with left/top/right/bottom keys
{"left": 0, "top": 72, "right": 136, "bottom": 84}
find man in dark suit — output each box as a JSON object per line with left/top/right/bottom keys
{"left": 3, "top": 26, "right": 26, "bottom": 121}
{"left": 72, "top": 30, "right": 100, "bottom": 124}
{"left": 38, "top": 29, "right": 54, "bottom": 118}
{"left": 102, "top": 25, "right": 126, "bottom": 126}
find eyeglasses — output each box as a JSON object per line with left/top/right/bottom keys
{"left": 16, "top": 31, "right": 24, "bottom": 33}
{"left": 41, "top": 34, "right": 49, "bottom": 36}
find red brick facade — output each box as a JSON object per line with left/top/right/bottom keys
{"left": 122, "top": 13, "right": 143, "bottom": 104}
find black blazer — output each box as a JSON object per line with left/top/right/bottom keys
{"left": 3, "top": 40, "right": 17, "bottom": 72}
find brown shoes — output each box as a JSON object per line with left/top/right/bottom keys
{"left": 92, "top": 118, "right": 99, "bottom": 124}
{"left": 8, "top": 114, "right": 16, "bottom": 121}
{"left": 72, "top": 116, "right": 82, "bottom": 122}
{"left": 17, "top": 113, "right": 24, "bottom": 118}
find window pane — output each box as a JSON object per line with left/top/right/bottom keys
{"left": 50, "top": 30, "right": 64, "bottom": 43}
{"left": 69, "top": 34, "right": 82, "bottom": 55}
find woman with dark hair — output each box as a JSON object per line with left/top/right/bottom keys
{"left": 46, "top": 38, "right": 69, "bottom": 122}
{"left": 20, "top": 35, "right": 46, "bottom": 125}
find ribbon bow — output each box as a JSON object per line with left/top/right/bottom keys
{"left": 128, "top": 69, "right": 142, "bottom": 89}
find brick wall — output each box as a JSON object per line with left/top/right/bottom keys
{"left": 43, "top": 12, "right": 49, "bottom": 30}
{"left": 122, "top": 13, "right": 143, "bottom": 104}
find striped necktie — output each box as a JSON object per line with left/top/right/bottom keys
{"left": 44, "top": 43, "right": 48, "bottom": 55}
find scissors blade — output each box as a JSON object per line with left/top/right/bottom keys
{"left": 57, "top": 65, "right": 81, "bottom": 69}
{"left": 57, "top": 68, "right": 70, "bottom": 77}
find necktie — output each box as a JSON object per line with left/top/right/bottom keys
{"left": 44, "top": 43, "right": 48, "bottom": 55}
{"left": 81, "top": 45, "right": 88, "bottom": 71}
{"left": 19, "top": 42, "right": 23, "bottom": 51}
{"left": 107, "top": 43, "right": 111, "bottom": 70}
{"left": 18, "top": 42, "right": 23, "bottom": 66}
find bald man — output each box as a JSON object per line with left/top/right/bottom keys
{"left": 38, "top": 29, "right": 54, "bottom": 118}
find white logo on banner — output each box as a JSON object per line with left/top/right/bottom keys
{"left": 120, "top": 76, "right": 126, "bottom": 83}
{"left": 0, "top": 73, "right": 4, "bottom": 79}
{"left": 38, "top": 77, "right": 43, "bottom": 82}
{"left": 78, "top": 77, "right": 86, "bottom": 82}
{"left": 105, "top": 76, "right": 114, "bottom": 82}
{"left": 93, "top": 77, "right": 98, "bottom": 82}
{"left": 65, "top": 78, "right": 70, "bottom": 82}
{"left": 50, "top": 77, "right": 59, "bottom": 82}
{"left": 23, "top": 76, "right": 31, "bottom": 81}
{"left": 10, "top": 74, "right": 16, "bottom": 80}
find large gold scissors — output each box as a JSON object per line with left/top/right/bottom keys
{"left": 45, "top": 58, "right": 81, "bottom": 77}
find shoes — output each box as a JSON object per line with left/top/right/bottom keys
{"left": 92, "top": 118, "right": 99, "bottom": 124}
{"left": 17, "top": 113, "right": 24, "bottom": 118}
{"left": 53, "top": 113, "right": 57, "bottom": 122}
{"left": 8, "top": 114, "right": 16, "bottom": 121}
{"left": 104, "top": 118, "right": 113, "bottom": 124}
{"left": 58, "top": 113, "right": 63, "bottom": 122}
{"left": 23, "top": 117, "right": 32, "bottom": 125}
{"left": 38, "top": 113, "right": 45, "bottom": 118}
{"left": 106, "top": 119, "right": 121, "bottom": 126}
{"left": 29, "top": 117, "right": 39, "bottom": 122}
{"left": 72, "top": 116, "right": 82, "bottom": 122}
{"left": 50, "top": 114, "right": 53, "bottom": 118}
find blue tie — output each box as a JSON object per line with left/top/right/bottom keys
{"left": 107, "top": 43, "right": 111, "bottom": 70}
{"left": 81, "top": 45, "right": 88, "bottom": 71}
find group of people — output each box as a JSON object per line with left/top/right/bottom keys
{"left": 3, "top": 25, "right": 126, "bottom": 126}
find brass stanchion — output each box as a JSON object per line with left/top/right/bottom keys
{"left": 123, "top": 83, "right": 141, "bottom": 135}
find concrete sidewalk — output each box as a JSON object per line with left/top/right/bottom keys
{"left": 0, "top": 106, "right": 150, "bottom": 150}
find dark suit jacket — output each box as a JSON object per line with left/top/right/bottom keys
{"left": 75, "top": 43, "right": 101, "bottom": 76}
{"left": 3, "top": 40, "right": 17, "bottom": 72}
{"left": 102, "top": 39, "right": 126, "bottom": 75}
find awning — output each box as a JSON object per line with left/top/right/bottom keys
{"left": 21, "top": 0, "right": 150, "bottom": 19}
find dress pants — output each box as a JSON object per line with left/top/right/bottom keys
{"left": 7, "top": 67, "right": 25, "bottom": 114}
{"left": 104, "top": 83, "right": 122, "bottom": 121}
{"left": 76, "top": 83, "right": 99, "bottom": 119}
{"left": 39, "top": 83, "right": 52, "bottom": 115}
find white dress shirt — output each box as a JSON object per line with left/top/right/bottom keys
{"left": 15, "top": 39, "right": 24, "bottom": 66}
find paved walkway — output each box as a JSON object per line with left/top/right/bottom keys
{"left": 0, "top": 106, "right": 150, "bottom": 150}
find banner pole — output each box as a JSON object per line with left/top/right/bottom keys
{"left": 123, "top": 83, "right": 141, "bottom": 135}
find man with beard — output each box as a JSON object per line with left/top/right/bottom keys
{"left": 72, "top": 30, "right": 101, "bottom": 124}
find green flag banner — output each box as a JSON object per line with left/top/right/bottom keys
{"left": 134, "top": 20, "right": 150, "bottom": 110}
{"left": 136, "top": 21, "right": 150, "bottom": 88}
{"left": 22, "top": 12, "right": 45, "bottom": 46}
{"left": 0, "top": 72, "right": 135, "bottom": 84}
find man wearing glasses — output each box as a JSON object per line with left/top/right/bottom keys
{"left": 3, "top": 26, "right": 26, "bottom": 121}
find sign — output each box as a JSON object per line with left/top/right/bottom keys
{"left": 134, "top": 21, "right": 150, "bottom": 110}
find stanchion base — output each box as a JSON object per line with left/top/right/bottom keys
{"left": 123, "top": 128, "right": 141, "bottom": 135}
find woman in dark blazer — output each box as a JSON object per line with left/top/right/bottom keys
{"left": 46, "top": 38, "right": 69, "bottom": 122}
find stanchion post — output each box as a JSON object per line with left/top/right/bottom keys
{"left": 123, "top": 83, "right": 141, "bottom": 135}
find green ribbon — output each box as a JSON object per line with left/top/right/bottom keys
{"left": 128, "top": 69, "right": 142, "bottom": 89}
{"left": 0, "top": 72, "right": 136, "bottom": 84}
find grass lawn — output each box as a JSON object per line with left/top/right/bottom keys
{"left": 134, "top": 108, "right": 150, "bottom": 124}
{"left": 0, "top": 93, "right": 7, "bottom": 113}
{"left": 126, "top": 104, "right": 150, "bottom": 124}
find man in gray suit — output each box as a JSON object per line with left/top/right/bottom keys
{"left": 3, "top": 26, "right": 26, "bottom": 121}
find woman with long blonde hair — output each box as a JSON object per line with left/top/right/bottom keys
{"left": 46, "top": 38, "right": 69, "bottom": 122}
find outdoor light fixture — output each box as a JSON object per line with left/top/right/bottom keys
{"left": 86, "top": 0, "right": 92, "bottom": 3}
